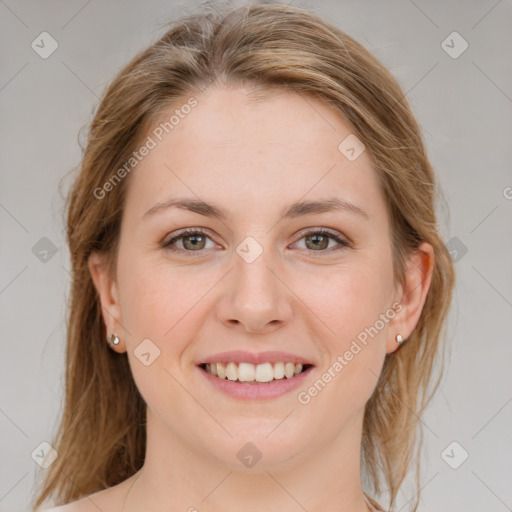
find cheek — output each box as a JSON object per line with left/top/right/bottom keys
{"left": 294, "top": 253, "right": 395, "bottom": 348}
{"left": 319, "top": 256, "right": 394, "bottom": 401}
{"left": 292, "top": 254, "right": 393, "bottom": 409}
{"left": 117, "top": 256, "right": 218, "bottom": 361}
{"left": 295, "top": 263, "right": 392, "bottom": 422}
{"left": 117, "top": 258, "right": 209, "bottom": 414}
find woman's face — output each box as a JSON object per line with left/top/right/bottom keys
{"left": 92, "top": 85, "right": 428, "bottom": 472}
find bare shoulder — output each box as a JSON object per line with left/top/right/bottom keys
{"left": 36, "top": 496, "right": 98, "bottom": 512}
{"left": 37, "top": 501, "right": 86, "bottom": 512}
{"left": 36, "top": 478, "right": 133, "bottom": 512}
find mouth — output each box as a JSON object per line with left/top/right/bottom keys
{"left": 199, "top": 361, "right": 314, "bottom": 384}
{"left": 196, "top": 350, "right": 315, "bottom": 399}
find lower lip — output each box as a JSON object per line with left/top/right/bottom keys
{"left": 198, "top": 366, "right": 314, "bottom": 400}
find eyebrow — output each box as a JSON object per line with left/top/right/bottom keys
{"left": 143, "top": 196, "right": 370, "bottom": 221}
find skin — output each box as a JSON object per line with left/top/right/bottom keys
{"left": 49, "top": 84, "right": 433, "bottom": 512}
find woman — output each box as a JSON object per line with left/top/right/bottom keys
{"left": 33, "top": 3, "right": 455, "bottom": 511}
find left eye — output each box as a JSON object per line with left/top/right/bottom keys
{"left": 294, "top": 230, "right": 350, "bottom": 251}
{"left": 162, "top": 229, "right": 350, "bottom": 253}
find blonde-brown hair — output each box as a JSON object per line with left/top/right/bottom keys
{"left": 33, "top": 3, "right": 455, "bottom": 511}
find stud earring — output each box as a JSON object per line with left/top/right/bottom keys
{"left": 396, "top": 333, "right": 404, "bottom": 345}
{"left": 108, "top": 334, "right": 120, "bottom": 347}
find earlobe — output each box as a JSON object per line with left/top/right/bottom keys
{"left": 386, "top": 242, "right": 435, "bottom": 354}
{"left": 88, "top": 252, "right": 126, "bottom": 352}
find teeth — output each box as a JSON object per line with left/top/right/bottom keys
{"left": 238, "top": 362, "right": 255, "bottom": 382}
{"left": 217, "top": 363, "right": 226, "bottom": 379}
{"left": 255, "top": 363, "right": 274, "bottom": 382}
{"left": 205, "top": 361, "right": 306, "bottom": 382}
{"left": 284, "top": 362, "right": 295, "bottom": 378}
{"left": 274, "top": 362, "right": 285, "bottom": 379}
{"left": 226, "top": 362, "right": 238, "bottom": 381}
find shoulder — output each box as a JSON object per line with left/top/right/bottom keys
{"left": 38, "top": 505, "right": 78, "bottom": 512}
{"left": 36, "top": 498, "right": 94, "bottom": 512}
{"left": 36, "top": 491, "right": 110, "bottom": 512}
{"left": 36, "top": 477, "right": 133, "bottom": 512}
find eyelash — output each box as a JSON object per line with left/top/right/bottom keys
{"left": 162, "top": 228, "right": 351, "bottom": 255}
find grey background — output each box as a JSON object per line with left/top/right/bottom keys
{"left": 1, "top": 0, "right": 511, "bottom": 510}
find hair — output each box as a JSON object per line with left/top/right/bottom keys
{"left": 33, "top": 2, "right": 455, "bottom": 511}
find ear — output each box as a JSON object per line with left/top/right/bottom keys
{"left": 88, "top": 251, "right": 126, "bottom": 353}
{"left": 386, "top": 242, "right": 435, "bottom": 354}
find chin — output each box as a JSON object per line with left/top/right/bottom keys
{"left": 198, "top": 420, "right": 311, "bottom": 471}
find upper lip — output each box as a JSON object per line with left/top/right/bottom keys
{"left": 197, "top": 350, "right": 314, "bottom": 366}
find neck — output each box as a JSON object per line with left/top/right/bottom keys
{"left": 122, "top": 408, "right": 372, "bottom": 512}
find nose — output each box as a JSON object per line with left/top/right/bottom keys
{"left": 215, "top": 247, "right": 293, "bottom": 334}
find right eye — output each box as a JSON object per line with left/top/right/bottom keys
{"left": 162, "top": 229, "right": 218, "bottom": 253}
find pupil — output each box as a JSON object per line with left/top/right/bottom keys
{"left": 308, "top": 234, "right": 327, "bottom": 250}
{"left": 186, "top": 235, "right": 204, "bottom": 249}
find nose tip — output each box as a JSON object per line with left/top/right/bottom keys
{"left": 215, "top": 248, "right": 294, "bottom": 334}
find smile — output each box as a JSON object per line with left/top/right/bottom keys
{"left": 201, "top": 361, "right": 311, "bottom": 383}
{"left": 198, "top": 360, "right": 314, "bottom": 400}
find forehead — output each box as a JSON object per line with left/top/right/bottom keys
{"left": 123, "top": 85, "right": 387, "bottom": 225}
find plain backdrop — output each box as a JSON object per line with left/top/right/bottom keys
{"left": 1, "top": 0, "right": 511, "bottom": 511}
